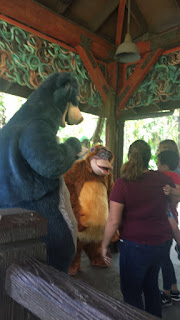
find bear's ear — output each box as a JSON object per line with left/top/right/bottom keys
{"left": 57, "top": 73, "right": 79, "bottom": 93}
{"left": 56, "top": 72, "right": 71, "bottom": 87}
{"left": 53, "top": 73, "right": 79, "bottom": 109}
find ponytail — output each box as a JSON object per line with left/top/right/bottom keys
{"left": 120, "top": 140, "right": 151, "bottom": 181}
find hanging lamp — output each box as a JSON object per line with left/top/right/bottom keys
{"left": 114, "top": 0, "right": 140, "bottom": 63}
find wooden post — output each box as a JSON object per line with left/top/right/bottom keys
{"left": 115, "top": 118, "right": 125, "bottom": 179}
{"left": 116, "top": 0, "right": 126, "bottom": 46}
{"left": 0, "top": 208, "right": 47, "bottom": 320}
{"left": 106, "top": 88, "right": 117, "bottom": 159}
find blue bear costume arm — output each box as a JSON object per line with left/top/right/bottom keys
{"left": 19, "top": 120, "right": 81, "bottom": 178}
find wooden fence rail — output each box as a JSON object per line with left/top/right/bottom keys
{"left": 0, "top": 208, "right": 47, "bottom": 320}
{"left": 5, "top": 259, "right": 159, "bottom": 320}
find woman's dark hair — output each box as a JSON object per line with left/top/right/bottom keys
{"left": 120, "top": 140, "right": 151, "bottom": 180}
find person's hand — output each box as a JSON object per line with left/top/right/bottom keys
{"left": 163, "top": 184, "right": 171, "bottom": 195}
{"left": 101, "top": 246, "right": 112, "bottom": 267}
{"left": 77, "top": 146, "right": 88, "bottom": 159}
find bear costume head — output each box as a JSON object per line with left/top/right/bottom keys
{"left": 9, "top": 72, "right": 83, "bottom": 128}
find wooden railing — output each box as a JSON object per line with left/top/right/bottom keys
{"left": 0, "top": 208, "right": 47, "bottom": 320}
{"left": 0, "top": 208, "right": 159, "bottom": 320}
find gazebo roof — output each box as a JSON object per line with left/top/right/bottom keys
{"left": 0, "top": 0, "right": 180, "bottom": 119}
{"left": 34, "top": 0, "right": 180, "bottom": 50}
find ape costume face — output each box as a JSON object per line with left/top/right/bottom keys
{"left": 0, "top": 72, "right": 83, "bottom": 273}
{"left": 64, "top": 144, "right": 114, "bottom": 275}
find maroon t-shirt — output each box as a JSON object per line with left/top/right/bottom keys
{"left": 110, "top": 170, "right": 174, "bottom": 245}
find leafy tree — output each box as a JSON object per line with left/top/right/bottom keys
{"left": 0, "top": 93, "right": 6, "bottom": 128}
{"left": 124, "top": 110, "right": 179, "bottom": 169}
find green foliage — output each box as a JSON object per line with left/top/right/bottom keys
{"left": 57, "top": 113, "right": 106, "bottom": 147}
{"left": 0, "top": 93, "right": 5, "bottom": 128}
{"left": 124, "top": 110, "right": 179, "bottom": 169}
{"left": 0, "top": 94, "right": 4, "bottom": 107}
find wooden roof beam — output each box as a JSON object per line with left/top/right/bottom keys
{"left": 135, "top": 27, "right": 180, "bottom": 52}
{"left": 121, "top": 109, "right": 174, "bottom": 121}
{"left": 150, "top": 27, "right": 180, "bottom": 52}
{"left": 119, "top": 100, "right": 180, "bottom": 121}
{"left": 0, "top": 0, "right": 116, "bottom": 62}
{"left": 116, "top": 0, "right": 126, "bottom": 46}
{"left": 76, "top": 43, "right": 109, "bottom": 105}
{"left": 88, "top": 0, "right": 119, "bottom": 33}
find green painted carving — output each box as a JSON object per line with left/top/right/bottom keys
{"left": 126, "top": 52, "right": 180, "bottom": 108}
{"left": 0, "top": 20, "right": 102, "bottom": 108}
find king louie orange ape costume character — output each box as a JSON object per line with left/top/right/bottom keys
{"left": 64, "top": 144, "right": 114, "bottom": 275}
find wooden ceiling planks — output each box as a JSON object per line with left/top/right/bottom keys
{"left": 33, "top": 0, "right": 73, "bottom": 14}
{"left": 135, "top": 0, "right": 180, "bottom": 33}
{"left": 63, "top": 0, "right": 108, "bottom": 25}
{"left": 0, "top": 0, "right": 116, "bottom": 61}
{"left": 128, "top": 0, "right": 148, "bottom": 36}
{"left": 34, "top": 0, "right": 180, "bottom": 42}
{"left": 87, "top": 0, "right": 119, "bottom": 33}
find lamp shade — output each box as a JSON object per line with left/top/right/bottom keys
{"left": 114, "top": 33, "right": 140, "bottom": 63}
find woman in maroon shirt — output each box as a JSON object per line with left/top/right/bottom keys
{"left": 102, "top": 140, "right": 173, "bottom": 318}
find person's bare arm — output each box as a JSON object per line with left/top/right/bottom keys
{"left": 164, "top": 184, "right": 180, "bottom": 205}
{"left": 102, "top": 201, "right": 124, "bottom": 265}
{"left": 168, "top": 216, "right": 180, "bottom": 244}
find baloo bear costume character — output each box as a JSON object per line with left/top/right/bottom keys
{"left": 0, "top": 72, "right": 84, "bottom": 273}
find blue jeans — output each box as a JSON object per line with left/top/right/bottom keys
{"left": 119, "top": 239, "right": 172, "bottom": 318}
{"left": 160, "top": 240, "right": 177, "bottom": 290}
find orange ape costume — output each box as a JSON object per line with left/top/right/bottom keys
{"left": 64, "top": 145, "right": 114, "bottom": 275}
